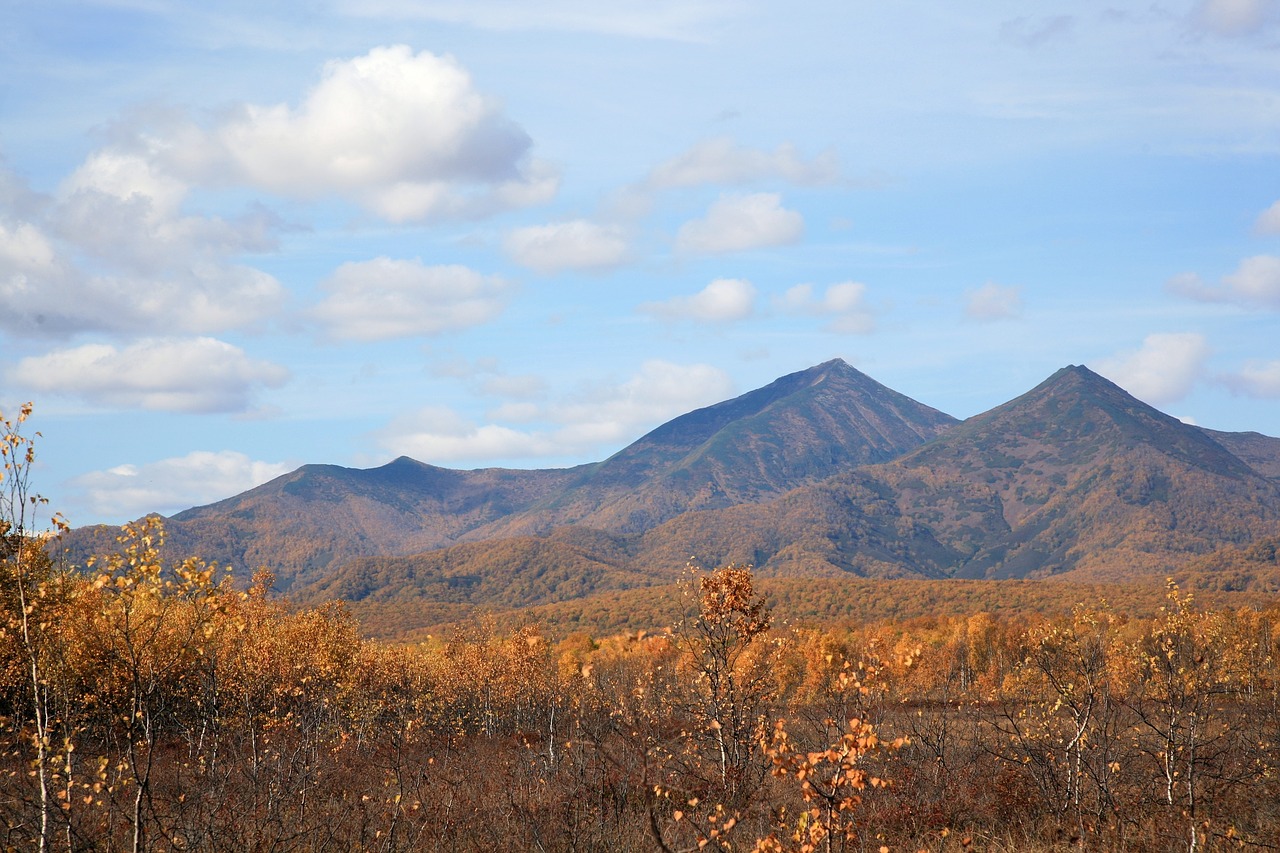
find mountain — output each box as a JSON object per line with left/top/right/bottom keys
{"left": 881, "top": 365, "right": 1280, "bottom": 579}
{"left": 62, "top": 359, "right": 958, "bottom": 589}
{"left": 1197, "top": 428, "right": 1280, "bottom": 480}
{"left": 470, "top": 358, "right": 959, "bottom": 537}
{"left": 62, "top": 361, "right": 1280, "bottom": 624}
{"left": 629, "top": 365, "right": 1280, "bottom": 583}
{"left": 156, "top": 459, "right": 577, "bottom": 586}
{"left": 289, "top": 365, "right": 1280, "bottom": 635}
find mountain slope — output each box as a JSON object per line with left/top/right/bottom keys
{"left": 769, "top": 365, "right": 1280, "bottom": 581}
{"left": 156, "top": 458, "right": 578, "bottom": 588}
{"left": 1199, "top": 428, "right": 1280, "bottom": 479}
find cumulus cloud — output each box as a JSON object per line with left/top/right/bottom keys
{"left": 964, "top": 282, "right": 1023, "bottom": 321}
{"left": 376, "top": 360, "right": 733, "bottom": 463}
{"left": 675, "top": 192, "right": 803, "bottom": 254}
{"left": 0, "top": 160, "right": 286, "bottom": 339}
{"left": 647, "top": 137, "right": 840, "bottom": 188}
{"left": 640, "top": 278, "right": 756, "bottom": 323}
{"left": 56, "top": 149, "right": 276, "bottom": 273}
{"left": 1189, "top": 0, "right": 1275, "bottom": 36}
{"left": 503, "top": 220, "right": 629, "bottom": 273}
{"left": 1221, "top": 359, "right": 1280, "bottom": 397}
{"left": 69, "top": 451, "right": 294, "bottom": 520}
{"left": 1093, "top": 332, "right": 1210, "bottom": 405}
{"left": 10, "top": 337, "right": 289, "bottom": 413}
{"left": 778, "top": 282, "right": 876, "bottom": 334}
{"left": 1167, "top": 255, "right": 1280, "bottom": 309}
{"left": 187, "top": 45, "right": 556, "bottom": 221}
{"left": 312, "top": 258, "right": 512, "bottom": 342}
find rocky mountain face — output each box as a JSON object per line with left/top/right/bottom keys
{"left": 60, "top": 361, "right": 1280, "bottom": 612}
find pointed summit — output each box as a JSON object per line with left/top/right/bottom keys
{"left": 908, "top": 364, "right": 1252, "bottom": 479}
{"left": 480, "top": 359, "right": 960, "bottom": 534}
{"left": 602, "top": 358, "right": 955, "bottom": 477}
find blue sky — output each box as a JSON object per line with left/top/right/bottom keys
{"left": 3, "top": 0, "right": 1280, "bottom": 527}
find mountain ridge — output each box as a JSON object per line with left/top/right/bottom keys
{"left": 59, "top": 360, "right": 1280, "bottom": 614}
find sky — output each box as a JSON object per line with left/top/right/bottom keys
{"left": 3, "top": 0, "right": 1280, "bottom": 528}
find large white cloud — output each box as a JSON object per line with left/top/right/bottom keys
{"left": 503, "top": 220, "right": 629, "bottom": 273}
{"left": 69, "top": 451, "right": 294, "bottom": 520}
{"left": 640, "top": 278, "right": 756, "bottom": 323}
{"left": 312, "top": 257, "right": 512, "bottom": 341}
{"left": 675, "top": 192, "right": 804, "bottom": 254}
{"left": 778, "top": 281, "right": 876, "bottom": 334}
{"left": 647, "top": 137, "right": 840, "bottom": 188}
{"left": 1093, "top": 332, "right": 1210, "bottom": 405}
{"left": 1167, "top": 255, "right": 1280, "bottom": 309}
{"left": 0, "top": 161, "right": 286, "bottom": 339}
{"left": 188, "top": 45, "right": 556, "bottom": 221}
{"left": 10, "top": 337, "right": 289, "bottom": 413}
{"left": 376, "top": 360, "right": 733, "bottom": 463}
{"left": 964, "top": 282, "right": 1023, "bottom": 321}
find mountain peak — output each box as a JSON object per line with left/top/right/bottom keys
{"left": 908, "top": 362, "right": 1256, "bottom": 483}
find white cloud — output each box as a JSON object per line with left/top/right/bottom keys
{"left": 779, "top": 281, "right": 876, "bottom": 334}
{"left": 69, "top": 451, "right": 294, "bottom": 520}
{"left": 1093, "top": 332, "right": 1210, "bottom": 405}
{"left": 503, "top": 220, "right": 629, "bottom": 273}
{"left": 1221, "top": 359, "right": 1280, "bottom": 397}
{"left": 675, "top": 192, "right": 803, "bottom": 254}
{"left": 192, "top": 45, "right": 556, "bottom": 221}
{"left": 0, "top": 163, "right": 285, "bottom": 340}
{"left": 11, "top": 337, "right": 289, "bottom": 413}
{"left": 1167, "top": 255, "right": 1280, "bottom": 309}
{"left": 0, "top": 250, "right": 286, "bottom": 338}
{"left": 964, "top": 282, "right": 1023, "bottom": 321}
{"left": 1190, "top": 0, "right": 1275, "bottom": 36}
{"left": 641, "top": 278, "right": 756, "bottom": 323}
{"left": 648, "top": 137, "right": 840, "bottom": 188}
{"left": 312, "top": 258, "right": 512, "bottom": 341}
{"left": 550, "top": 360, "right": 734, "bottom": 446}
{"left": 375, "top": 360, "right": 734, "bottom": 463}
{"left": 376, "top": 406, "right": 558, "bottom": 462}
{"left": 56, "top": 149, "right": 276, "bottom": 273}
{"left": 1254, "top": 200, "right": 1280, "bottom": 234}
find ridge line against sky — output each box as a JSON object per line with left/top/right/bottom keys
{"left": 2, "top": 0, "right": 1279, "bottom": 526}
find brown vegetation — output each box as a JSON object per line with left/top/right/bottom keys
{"left": 8, "top": 408, "right": 1280, "bottom": 851}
